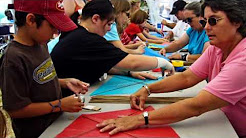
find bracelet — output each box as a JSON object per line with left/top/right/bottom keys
{"left": 48, "top": 99, "right": 62, "bottom": 113}
{"left": 186, "top": 54, "right": 189, "bottom": 62}
{"left": 143, "top": 85, "right": 151, "bottom": 96}
{"left": 181, "top": 54, "right": 188, "bottom": 61}
{"left": 127, "top": 71, "right": 132, "bottom": 77}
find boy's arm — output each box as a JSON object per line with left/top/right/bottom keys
{"left": 8, "top": 95, "right": 83, "bottom": 118}
{"left": 161, "top": 19, "right": 176, "bottom": 29}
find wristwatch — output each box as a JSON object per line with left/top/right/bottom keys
{"left": 143, "top": 111, "right": 149, "bottom": 125}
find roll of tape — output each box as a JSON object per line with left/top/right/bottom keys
{"left": 171, "top": 60, "right": 184, "bottom": 67}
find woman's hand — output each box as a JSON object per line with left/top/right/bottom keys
{"left": 130, "top": 87, "right": 149, "bottom": 111}
{"left": 130, "top": 72, "right": 157, "bottom": 80}
{"left": 96, "top": 115, "right": 143, "bottom": 135}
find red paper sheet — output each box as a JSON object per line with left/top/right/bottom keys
{"left": 56, "top": 106, "right": 179, "bottom": 138}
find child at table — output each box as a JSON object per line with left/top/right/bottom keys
{"left": 0, "top": 0, "right": 89, "bottom": 137}
{"left": 124, "top": 10, "right": 168, "bottom": 44}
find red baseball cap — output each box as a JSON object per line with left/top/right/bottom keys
{"left": 14, "top": 0, "right": 77, "bottom": 32}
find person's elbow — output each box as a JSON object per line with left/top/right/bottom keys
{"left": 115, "top": 55, "right": 144, "bottom": 70}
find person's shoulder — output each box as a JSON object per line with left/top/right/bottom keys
{"left": 231, "top": 38, "right": 246, "bottom": 62}
{"left": 1, "top": 41, "right": 27, "bottom": 67}
{"left": 62, "top": 26, "right": 104, "bottom": 42}
{"left": 186, "top": 27, "right": 193, "bottom": 33}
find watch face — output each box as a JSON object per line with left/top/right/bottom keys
{"left": 143, "top": 111, "right": 148, "bottom": 117}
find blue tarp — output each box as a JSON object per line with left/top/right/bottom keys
{"left": 90, "top": 75, "right": 162, "bottom": 96}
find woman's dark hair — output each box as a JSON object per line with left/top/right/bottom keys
{"left": 184, "top": 1, "right": 201, "bottom": 17}
{"left": 130, "top": 9, "right": 148, "bottom": 24}
{"left": 15, "top": 11, "right": 45, "bottom": 28}
{"left": 201, "top": 0, "right": 246, "bottom": 37}
{"left": 81, "top": 0, "right": 115, "bottom": 22}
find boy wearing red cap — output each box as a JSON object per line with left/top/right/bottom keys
{"left": 0, "top": 0, "right": 89, "bottom": 137}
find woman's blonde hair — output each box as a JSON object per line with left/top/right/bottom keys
{"left": 111, "top": 0, "right": 130, "bottom": 35}
{"left": 111, "top": 0, "right": 130, "bottom": 15}
{"left": 130, "top": 9, "right": 148, "bottom": 24}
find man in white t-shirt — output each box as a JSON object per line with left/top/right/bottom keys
{"left": 164, "top": 0, "right": 190, "bottom": 40}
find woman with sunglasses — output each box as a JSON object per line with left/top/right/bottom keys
{"left": 97, "top": 0, "right": 246, "bottom": 137}
{"left": 160, "top": 2, "right": 210, "bottom": 63}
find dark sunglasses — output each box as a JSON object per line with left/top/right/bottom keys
{"left": 125, "top": 12, "right": 130, "bottom": 17}
{"left": 199, "top": 17, "right": 223, "bottom": 28}
{"left": 184, "top": 17, "right": 195, "bottom": 24}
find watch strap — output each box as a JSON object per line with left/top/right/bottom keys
{"left": 143, "top": 111, "right": 149, "bottom": 125}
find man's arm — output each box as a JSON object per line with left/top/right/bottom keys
{"left": 161, "top": 19, "right": 176, "bottom": 29}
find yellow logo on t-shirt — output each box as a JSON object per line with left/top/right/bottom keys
{"left": 33, "top": 58, "right": 57, "bottom": 84}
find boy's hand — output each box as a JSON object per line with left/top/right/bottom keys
{"left": 61, "top": 95, "right": 84, "bottom": 112}
{"left": 60, "top": 78, "right": 90, "bottom": 94}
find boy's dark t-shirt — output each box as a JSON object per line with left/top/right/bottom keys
{"left": 51, "top": 26, "right": 128, "bottom": 84}
{"left": 0, "top": 41, "right": 62, "bottom": 138}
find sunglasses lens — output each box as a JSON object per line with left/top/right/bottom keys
{"left": 208, "top": 17, "right": 217, "bottom": 26}
{"left": 187, "top": 18, "right": 192, "bottom": 23}
{"left": 184, "top": 18, "right": 192, "bottom": 24}
{"left": 199, "top": 20, "right": 206, "bottom": 27}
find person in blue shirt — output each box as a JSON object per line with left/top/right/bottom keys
{"left": 160, "top": 2, "right": 210, "bottom": 63}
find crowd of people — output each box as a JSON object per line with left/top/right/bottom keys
{"left": 0, "top": 0, "right": 245, "bottom": 137}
